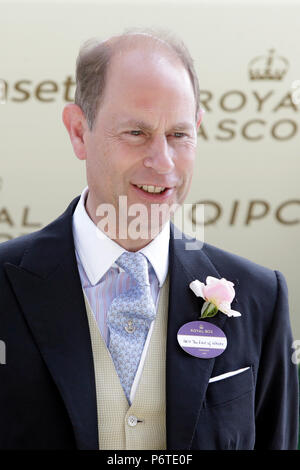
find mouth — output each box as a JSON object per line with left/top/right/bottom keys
{"left": 131, "top": 183, "right": 174, "bottom": 200}
{"left": 134, "top": 184, "right": 167, "bottom": 194}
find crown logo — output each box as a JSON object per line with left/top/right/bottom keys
{"left": 248, "top": 49, "right": 289, "bottom": 81}
{"left": 199, "top": 324, "right": 204, "bottom": 330}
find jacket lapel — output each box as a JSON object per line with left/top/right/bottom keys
{"left": 4, "top": 197, "right": 98, "bottom": 450}
{"left": 166, "top": 224, "right": 232, "bottom": 449}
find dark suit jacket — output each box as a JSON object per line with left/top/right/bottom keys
{"left": 0, "top": 197, "right": 298, "bottom": 450}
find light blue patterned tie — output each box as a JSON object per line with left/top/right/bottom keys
{"left": 107, "top": 252, "right": 156, "bottom": 402}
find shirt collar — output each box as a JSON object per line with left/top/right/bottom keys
{"left": 72, "top": 187, "right": 170, "bottom": 287}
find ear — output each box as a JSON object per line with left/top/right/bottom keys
{"left": 196, "top": 107, "right": 205, "bottom": 130}
{"left": 62, "top": 104, "right": 89, "bottom": 160}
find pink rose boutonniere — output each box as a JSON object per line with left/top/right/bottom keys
{"left": 189, "top": 276, "right": 241, "bottom": 318}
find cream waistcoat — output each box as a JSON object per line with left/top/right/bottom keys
{"left": 83, "top": 273, "right": 169, "bottom": 450}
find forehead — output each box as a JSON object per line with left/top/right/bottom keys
{"left": 99, "top": 46, "right": 196, "bottom": 121}
{"left": 108, "top": 44, "right": 191, "bottom": 90}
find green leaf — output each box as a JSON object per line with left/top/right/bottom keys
{"left": 201, "top": 301, "right": 218, "bottom": 318}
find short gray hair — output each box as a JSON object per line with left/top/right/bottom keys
{"left": 74, "top": 28, "right": 201, "bottom": 130}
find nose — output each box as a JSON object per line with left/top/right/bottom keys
{"left": 143, "top": 135, "right": 175, "bottom": 174}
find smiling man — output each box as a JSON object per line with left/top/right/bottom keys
{"left": 0, "top": 29, "right": 298, "bottom": 450}
{"left": 63, "top": 33, "right": 201, "bottom": 249}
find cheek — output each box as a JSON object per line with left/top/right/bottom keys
{"left": 177, "top": 147, "right": 196, "bottom": 177}
{"left": 86, "top": 138, "right": 117, "bottom": 175}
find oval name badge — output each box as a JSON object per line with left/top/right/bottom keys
{"left": 177, "top": 321, "right": 227, "bottom": 359}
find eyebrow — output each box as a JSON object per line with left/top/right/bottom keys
{"left": 118, "top": 119, "right": 194, "bottom": 132}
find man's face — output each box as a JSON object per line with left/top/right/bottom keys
{"left": 82, "top": 47, "right": 200, "bottom": 237}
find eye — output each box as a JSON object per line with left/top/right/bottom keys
{"left": 129, "top": 130, "right": 143, "bottom": 136}
{"left": 173, "top": 132, "right": 186, "bottom": 138}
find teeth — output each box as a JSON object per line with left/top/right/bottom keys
{"left": 136, "top": 184, "right": 166, "bottom": 193}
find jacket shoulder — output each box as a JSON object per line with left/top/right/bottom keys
{"left": 202, "top": 241, "right": 277, "bottom": 285}
{"left": 0, "top": 196, "right": 80, "bottom": 268}
{"left": 202, "top": 240, "right": 284, "bottom": 308}
{"left": 201, "top": 242, "right": 287, "bottom": 331}
{"left": 199, "top": 241, "right": 282, "bottom": 311}
{"left": 0, "top": 232, "right": 38, "bottom": 267}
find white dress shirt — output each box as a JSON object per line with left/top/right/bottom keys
{"left": 72, "top": 187, "right": 170, "bottom": 403}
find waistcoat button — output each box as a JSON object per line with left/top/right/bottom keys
{"left": 127, "top": 415, "right": 138, "bottom": 427}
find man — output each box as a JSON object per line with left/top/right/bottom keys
{"left": 0, "top": 29, "right": 298, "bottom": 450}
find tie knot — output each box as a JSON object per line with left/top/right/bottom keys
{"left": 116, "top": 252, "right": 150, "bottom": 286}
